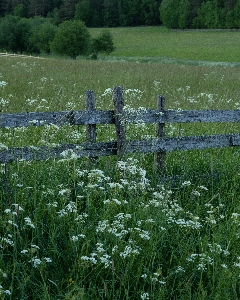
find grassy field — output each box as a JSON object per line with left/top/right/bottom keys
{"left": 89, "top": 26, "right": 240, "bottom": 64}
{"left": 0, "top": 27, "right": 240, "bottom": 299}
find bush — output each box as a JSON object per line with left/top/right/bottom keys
{"left": 50, "top": 20, "right": 92, "bottom": 59}
{"left": 92, "top": 29, "right": 115, "bottom": 59}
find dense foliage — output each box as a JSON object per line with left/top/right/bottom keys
{"left": 1, "top": 0, "right": 240, "bottom": 28}
{"left": 0, "top": 16, "right": 114, "bottom": 58}
{"left": 50, "top": 20, "right": 92, "bottom": 59}
{"left": 160, "top": 0, "right": 240, "bottom": 29}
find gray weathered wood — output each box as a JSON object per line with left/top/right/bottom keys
{"left": 122, "top": 109, "right": 240, "bottom": 124}
{"left": 1, "top": 134, "right": 239, "bottom": 164}
{"left": 0, "top": 142, "right": 117, "bottom": 163}
{"left": 113, "top": 86, "right": 126, "bottom": 156}
{"left": 0, "top": 110, "right": 115, "bottom": 127}
{"left": 86, "top": 90, "right": 97, "bottom": 143}
{"left": 85, "top": 90, "right": 98, "bottom": 164}
{"left": 1, "top": 109, "right": 240, "bottom": 128}
{"left": 156, "top": 95, "right": 166, "bottom": 172}
{"left": 124, "top": 134, "right": 240, "bottom": 154}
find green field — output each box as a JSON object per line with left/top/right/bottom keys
{"left": 0, "top": 28, "right": 240, "bottom": 299}
{"left": 90, "top": 26, "right": 240, "bottom": 64}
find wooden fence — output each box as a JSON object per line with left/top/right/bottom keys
{"left": 0, "top": 52, "right": 44, "bottom": 59}
{"left": 0, "top": 86, "right": 240, "bottom": 169}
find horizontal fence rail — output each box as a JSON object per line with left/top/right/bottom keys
{"left": 0, "top": 86, "right": 239, "bottom": 168}
{"left": 1, "top": 109, "right": 240, "bottom": 128}
{"left": 0, "top": 52, "right": 44, "bottom": 59}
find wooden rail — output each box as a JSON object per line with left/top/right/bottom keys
{"left": 0, "top": 86, "right": 240, "bottom": 169}
{"left": 0, "top": 52, "right": 44, "bottom": 59}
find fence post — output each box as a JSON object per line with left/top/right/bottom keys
{"left": 113, "top": 86, "right": 126, "bottom": 157}
{"left": 85, "top": 90, "right": 97, "bottom": 164}
{"left": 155, "top": 95, "right": 166, "bottom": 173}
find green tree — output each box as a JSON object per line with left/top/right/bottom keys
{"left": 235, "top": 0, "right": 240, "bottom": 27}
{"left": 24, "top": 17, "right": 49, "bottom": 53}
{"left": 193, "top": 0, "right": 225, "bottom": 28}
{"left": 37, "top": 21, "right": 57, "bottom": 53}
{"left": 0, "top": 15, "right": 22, "bottom": 52}
{"left": 160, "top": 0, "right": 179, "bottom": 28}
{"left": 92, "top": 29, "right": 114, "bottom": 59}
{"left": 13, "top": 3, "right": 27, "bottom": 17}
{"left": 0, "top": 0, "right": 7, "bottom": 17}
{"left": 18, "top": 17, "right": 32, "bottom": 53}
{"left": 59, "top": 0, "right": 78, "bottom": 21}
{"left": 178, "top": 0, "right": 191, "bottom": 29}
{"left": 47, "top": 7, "right": 61, "bottom": 25}
{"left": 103, "top": 0, "right": 120, "bottom": 26}
{"left": 141, "top": 0, "right": 161, "bottom": 25}
{"left": 75, "top": 0, "right": 92, "bottom": 26}
{"left": 50, "top": 20, "right": 92, "bottom": 59}
{"left": 118, "top": 0, "right": 144, "bottom": 26}
{"left": 91, "top": 0, "right": 104, "bottom": 26}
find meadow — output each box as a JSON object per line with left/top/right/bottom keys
{"left": 89, "top": 26, "right": 240, "bottom": 65}
{"left": 0, "top": 27, "right": 240, "bottom": 299}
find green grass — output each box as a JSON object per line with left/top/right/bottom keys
{"left": 90, "top": 26, "right": 240, "bottom": 64}
{"left": 0, "top": 29, "right": 240, "bottom": 299}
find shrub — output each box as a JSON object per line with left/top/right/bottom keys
{"left": 92, "top": 29, "right": 115, "bottom": 59}
{"left": 50, "top": 20, "right": 92, "bottom": 59}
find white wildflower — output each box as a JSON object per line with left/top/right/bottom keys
{"left": 24, "top": 217, "right": 35, "bottom": 228}
{"left": 141, "top": 292, "right": 149, "bottom": 300}
{"left": 4, "top": 290, "right": 11, "bottom": 295}
{"left": 21, "top": 249, "right": 28, "bottom": 254}
{"left": 29, "top": 257, "right": 42, "bottom": 268}
{"left": 31, "top": 244, "right": 40, "bottom": 249}
{"left": 58, "top": 189, "right": 71, "bottom": 196}
{"left": 181, "top": 181, "right": 191, "bottom": 186}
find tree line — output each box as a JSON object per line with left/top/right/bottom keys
{"left": 0, "top": 0, "right": 240, "bottom": 58}
{"left": 0, "top": 0, "right": 240, "bottom": 29}
{"left": 160, "top": 0, "right": 240, "bottom": 29}
{"left": 0, "top": 16, "right": 114, "bottom": 59}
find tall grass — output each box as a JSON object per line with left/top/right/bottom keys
{"left": 0, "top": 49, "right": 240, "bottom": 299}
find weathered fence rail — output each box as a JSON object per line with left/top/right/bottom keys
{"left": 2, "top": 108, "right": 240, "bottom": 128}
{"left": 0, "top": 86, "right": 240, "bottom": 167}
{"left": 0, "top": 52, "right": 44, "bottom": 59}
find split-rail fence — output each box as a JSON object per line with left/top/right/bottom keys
{"left": 0, "top": 86, "right": 240, "bottom": 170}
{"left": 0, "top": 52, "right": 44, "bottom": 59}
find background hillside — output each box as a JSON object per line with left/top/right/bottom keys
{"left": 0, "top": 0, "right": 240, "bottom": 29}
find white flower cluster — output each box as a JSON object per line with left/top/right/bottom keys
{"left": 29, "top": 256, "right": 52, "bottom": 268}
{"left": 0, "top": 81, "right": 7, "bottom": 87}
{"left": 0, "top": 98, "right": 9, "bottom": 107}
{"left": 24, "top": 217, "right": 35, "bottom": 229}
{"left": 71, "top": 234, "right": 86, "bottom": 242}
{"left": 141, "top": 292, "right": 149, "bottom": 300}
{"left": 57, "top": 201, "right": 77, "bottom": 217}
{"left": 117, "top": 158, "right": 150, "bottom": 191}
{"left": 0, "top": 285, "right": 11, "bottom": 296}
{"left": 60, "top": 149, "right": 79, "bottom": 160}
{"left": 81, "top": 243, "right": 112, "bottom": 268}
{"left": 208, "top": 243, "right": 230, "bottom": 256}
{"left": 186, "top": 253, "right": 213, "bottom": 271}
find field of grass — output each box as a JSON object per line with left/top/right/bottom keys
{"left": 0, "top": 28, "right": 240, "bottom": 299}
{"left": 90, "top": 26, "right": 240, "bottom": 64}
